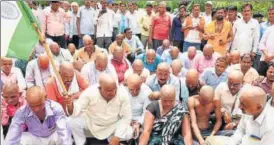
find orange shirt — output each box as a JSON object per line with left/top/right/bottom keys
{"left": 108, "top": 41, "right": 130, "bottom": 54}
{"left": 45, "top": 71, "right": 88, "bottom": 109}
{"left": 205, "top": 20, "right": 232, "bottom": 56}
{"left": 73, "top": 46, "right": 105, "bottom": 64}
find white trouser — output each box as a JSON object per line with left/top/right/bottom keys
{"left": 20, "top": 131, "right": 60, "bottom": 145}
{"left": 67, "top": 116, "right": 133, "bottom": 145}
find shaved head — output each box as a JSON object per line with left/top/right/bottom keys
{"left": 132, "top": 59, "right": 144, "bottom": 76}
{"left": 146, "top": 49, "right": 156, "bottom": 64}
{"left": 1, "top": 57, "right": 13, "bottom": 75}
{"left": 99, "top": 73, "right": 117, "bottom": 101}
{"left": 26, "top": 86, "right": 46, "bottom": 115}
{"left": 229, "top": 50, "right": 241, "bottom": 65}
{"left": 49, "top": 42, "right": 60, "bottom": 56}
{"left": 38, "top": 54, "right": 49, "bottom": 70}
{"left": 95, "top": 52, "right": 108, "bottom": 71}
{"left": 228, "top": 70, "right": 244, "bottom": 95}
{"left": 186, "top": 69, "right": 199, "bottom": 90}
{"left": 68, "top": 43, "right": 76, "bottom": 55}
{"left": 170, "top": 47, "right": 180, "bottom": 59}
{"left": 162, "top": 39, "right": 170, "bottom": 48}
{"left": 83, "top": 35, "right": 94, "bottom": 52}
{"left": 113, "top": 46, "right": 124, "bottom": 61}
{"left": 203, "top": 44, "right": 214, "bottom": 60}
{"left": 160, "top": 85, "right": 176, "bottom": 110}
{"left": 199, "top": 85, "right": 214, "bottom": 103}
{"left": 116, "top": 34, "right": 124, "bottom": 45}
{"left": 171, "top": 59, "right": 182, "bottom": 77}
{"left": 2, "top": 83, "right": 19, "bottom": 94}
{"left": 239, "top": 86, "right": 267, "bottom": 117}
{"left": 157, "top": 62, "right": 170, "bottom": 85}
{"left": 228, "top": 70, "right": 244, "bottom": 81}
{"left": 126, "top": 74, "right": 142, "bottom": 97}
{"left": 59, "top": 62, "right": 74, "bottom": 87}
{"left": 73, "top": 60, "right": 84, "bottom": 72}
{"left": 157, "top": 62, "right": 170, "bottom": 71}
{"left": 188, "top": 46, "right": 197, "bottom": 60}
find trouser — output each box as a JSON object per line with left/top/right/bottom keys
{"left": 112, "top": 27, "right": 118, "bottom": 42}
{"left": 141, "top": 35, "right": 151, "bottom": 50}
{"left": 253, "top": 53, "right": 261, "bottom": 71}
{"left": 152, "top": 39, "right": 163, "bottom": 51}
{"left": 69, "top": 35, "right": 79, "bottom": 49}
{"left": 46, "top": 34, "right": 66, "bottom": 48}
{"left": 20, "top": 131, "right": 62, "bottom": 145}
{"left": 200, "top": 39, "right": 208, "bottom": 51}
{"left": 96, "top": 36, "right": 112, "bottom": 50}
{"left": 78, "top": 34, "right": 95, "bottom": 48}
{"left": 258, "top": 61, "right": 269, "bottom": 76}
{"left": 172, "top": 40, "right": 184, "bottom": 52}
{"left": 67, "top": 116, "right": 133, "bottom": 145}
{"left": 183, "top": 41, "right": 201, "bottom": 52}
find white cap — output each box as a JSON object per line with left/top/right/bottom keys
{"left": 205, "top": 1, "right": 213, "bottom": 6}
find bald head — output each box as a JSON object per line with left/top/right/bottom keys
{"left": 2, "top": 83, "right": 19, "bottom": 94}
{"left": 146, "top": 49, "right": 156, "bottom": 64}
{"left": 126, "top": 74, "right": 142, "bottom": 96}
{"left": 83, "top": 35, "right": 94, "bottom": 51}
{"left": 49, "top": 42, "right": 60, "bottom": 56}
{"left": 203, "top": 44, "right": 214, "bottom": 60}
{"left": 1, "top": 57, "right": 13, "bottom": 75}
{"left": 60, "top": 62, "right": 74, "bottom": 74}
{"left": 116, "top": 34, "right": 124, "bottom": 45}
{"left": 73, "top": 60, "right": 84, "bottom": 72}
{"left": 157, "top": 62, "right": 170, "bottom": 71}
{"left": 83, "top": 35, "right": 92, "bottom": 42}
{"left": 113, "top": 46, "right": 124, "bottom": 60}
{"left": 199, "top": 85, "right": 214, "bottom": 102}
{"left": 38, "top": 54, "right": 49, "bottom": 70}
{"left": 95, "top": 52, "right": 108, "bottom": 71}
{"left": 229, "top": 50, "right": 241, "bottom": 65}
{"left": 228, "top": 70, "right": 244, "bottom": 81}
{"left": 171, "top": 59, "right": 182, "bottom": 77}
{"left": 188, "top": 46, "right": 197, "bottom": 60}
{"left": 59, "top": 62, "right": 74, "bottom": 87}
{"left": 68, "top": 43, "right": 76, "bottom": 56}
{"left": 239, "top": 86, "right": 267, "bottom": 116}
{"left": 162, "top": 39, "right": 170, "bottom": 48}
{"left": 132, "top": 59, "right": 144, "bottom": 76}
{"left": 186, "top": 69, "right": 199, "bottom": 90}
{"left": 161, "top": 84, "right": 176, "bottom": 100}
{"left": 170, "top": 47, "right": 180, "bottom": 59}
{"left": 186, "top": 69, "right": 199, "bottom": 80}
{"left": 26, "top": 86, "right": 46, "bottom": 114}
{"left": 99, "top": 73, "right": 117, "bottom": 101}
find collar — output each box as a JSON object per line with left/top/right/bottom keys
{"left": 1, "top": 68, "right": 15, "bottom": 76}
{"left": 111, "top": 58, "right": 125, "bottom": 64}
{"left": 27, "top": 100, "right": 54, "bottom": 118}
{"left": 153, "top": 75, "right": 171, "bottom": 86}
{"left": 254, "top": 105, "right": 269, "bottom": 125}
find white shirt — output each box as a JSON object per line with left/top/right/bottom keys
{"left": 124, "top": 35, "right": 144, "bottom": 53}
{"left": 77, "top": 6, "right": 97, "bottom": 35}
{"left": 231, "top": 18, "right": 260, "bottom": 55}
{"left": 72, "top": 84, "right": 132, "bottom": 140}
{"left": 259, "top": 25, "right": 274, "bottom": 62}
{"left": 96, "top": 10, "right": 113, "bottom": 38}
{"left": 69, "top": 11, "right": 78, "bottom": 38}
{"left": 230, "top": 105, "right": 274, "bottom": 145}
{"left": 183, "top": 16, "right": 203, "bottom": 43}
{"left": 81, "top": 61, "right": 118, "bottom": 86}
{"left": 127, "top": 11, "right": 141, "bottom": 34}
{"left": 110, "top": 9, "right": 120, "bottom": 28}
{"left": 202, "top": 12, "right": 212, "bottom": 25}
{"left": 122, "top": 84, "right": 152, "bottom": 124}
{"left": 53, "top": 48, "right": 73, "bottom": 66}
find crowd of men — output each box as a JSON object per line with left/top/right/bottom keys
{"left": 1, "top": 0, "right": 274, "bottom": 145}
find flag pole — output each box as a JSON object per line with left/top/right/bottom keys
{"left": 32, "top": 23, "right": 68, "bottom": 96}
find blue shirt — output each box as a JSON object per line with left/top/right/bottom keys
{"left": 200, "top": 68, "right": 228, "bottom": 89}
{"left": 161, "top": 49, "right": 184, "bottom": 65}
{"left": 136, "top": 53, "right": 162, "bottom": 73}
{"left": 146, "top": 74, "right": 180, "bottom": 101}
{"left": 5, "top": 100, "right": 72, "bottom": 145}
{"left": 156, "top": 46, "right": 172, "bottom": 56}
{"left": 171, "top": 16, "right": 184, "bottom": 41}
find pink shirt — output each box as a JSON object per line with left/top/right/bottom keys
{"left": 192, "top": 52, "right": 221, "bottom": 75}
{"left": 1, "top": 94, "right": 26, "bottom": 126}
{"left": 42, "top": 8, "right": 69, "bottom": 36}
{"left": 152, "top": 14, "right": 171, "bottom": 40}
{"left": 1, "top": 67, "right": 26, "bottom": 91}
{"left": 111, "top": 59, "right": 129, "bottom": 83}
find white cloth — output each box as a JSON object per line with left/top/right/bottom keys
{"left": 77, "top": 6, "right": 97, "bottom": 35}
{"left": 183, "top": 16, "right": 203, "bottom": 43}
{"left": 81, "top": 61, "right": 118, "bottom": 86}
{"left": 112, "top": 10, "right": 120, "bottom": 28}
{"left": 56, "top": 71, "right": 79, "bottom": 96}
{"left": 124, "top": 35, "right": 144, "bottom": 52}
{"left": 122, "top": 84, "right": 152, "bottom": 124}
{"left": 96, "top": 10, "right": 113, "bottom": 37}
{"left": 259, "top": 25, "right": 274, "bottom": 62}
{"left": 124, "top": 68, "right": 150, "bottom": 82}
{"left": 20, "top": 131, "right": 61, "bottom": 145}
{"left": 231, "top": 18, "right": 260, "bottom": 55}
{"left": 53, "top": 48, "right": 73, "bottom": 66}
{"left": 68, "top": 85, "right": 132, "bottom": 140}
{"left": 202, "top": 12, "right": 212, "bottom": 25}
{"left": 230, "top": 105, "right": 274, "bottom": 145}
{"left": 126, "top": 11, "right": 141, "bottom": 34}
{"left": 69, "top": 11, "right": 78, "bottom": 38}
{"left": 25, "top": 59, "right": 53, "bottom": 90}
{"left": 1, "top": 126, "right": 4, "bottom": 145}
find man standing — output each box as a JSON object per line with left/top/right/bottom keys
{"left": 202, "top": 1, "right": 213, "bottom": 25}
{"left": 42, "top": 1, "right": 69, "bottom": 48}
{"left": 77, "top": 0, "right": 97, "bottom": 47}
{"left": 230, "top": 86, "right": 274, "bottom": 145}
{"left": 171, "top": 5, "right": 186, "bottom": 51}
{"left": 96, "top": 0, "right": 113, "bottom": 49}
{"left": 183, "top": 4, "right": 205, "bottom": 52}
{"left": 231, "top": 4, "right": 260, "bottom": 56}
{"left": 5, "top": 86, "right": 72, "bottom": 145}
{"left": 127, "top": 2, "right": 141, "bottom": 38}
{"left": 69, "top": 2, "right": 79, "bottom": 48}
{"left": 140, "top": 2, "right": 154, "bottom": 50}
{"left": 204, "top": 7, "right": 233, "bottom": 56}
{"left": 149, "top": 2, "right": 171, "bottom": 50}
{"left": 66, "top": 73, "right": 133, "bottom": 145}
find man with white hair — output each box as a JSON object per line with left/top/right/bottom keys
{"left": 230, "top": 86, "right": 274, "bottom": 145}
{"left": 69, "top": 2, "right": 79, "bottom": 47}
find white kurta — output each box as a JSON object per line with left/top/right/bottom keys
{"left": 71, "top": 85, "right": 132, "bottom": 140}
